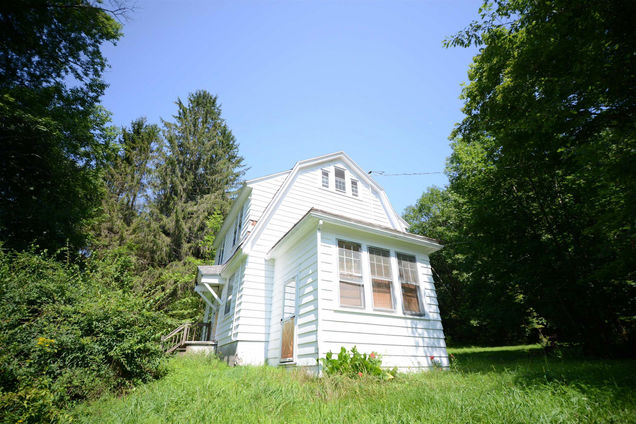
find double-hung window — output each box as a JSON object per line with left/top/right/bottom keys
{"left": 322, "top": 170, "right": 329, "bottom": 188}
{"left": 351, "top": 179, "right": 358, "bottom": 197}
{"left": 338, "top": 240, "right": 364, "bottom": 307}
{"left": 335, "top": 167, "right": 346, "bottom": 193}
{"left": 397, "top": 253, "right": 424, "bottom": 315}
{"left": 368, "top": 247, "right": 394, "bottom": 310}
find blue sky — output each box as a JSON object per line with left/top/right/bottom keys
{"left": 101, "top": 0, "right": 479, "bottom": 214}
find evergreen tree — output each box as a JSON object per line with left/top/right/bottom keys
{"left": 150, "top": 90, "right": 245, "bottom": 265}
{"left": 95, "top": 118, "right": 160, "bottom": 254}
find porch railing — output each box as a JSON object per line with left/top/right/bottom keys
{"left": 161, "top": 322, "right": 211, "bottom": 354}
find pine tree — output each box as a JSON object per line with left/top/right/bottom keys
{"left": 150, "top": 90, "right": 245, "bottom": 265}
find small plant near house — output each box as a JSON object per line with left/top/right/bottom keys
{"left": 429, "top": 355, "right": 444, "bottom": 370}
{"left": 320, "top": 347, "right": 397, "bottom": 380}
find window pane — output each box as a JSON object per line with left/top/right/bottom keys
{"left": 351, "top": 180, "right": 358, "bottom": 197}
{"left": 397, "top": 253, "right": 418, "bottom": 284}
{"left": 373, "top": 279, "right": 393, "bottom": 309}
{"left": 368, "top": 247, "right": 392, "bottom": 279}
{"left": 224, "top": 275, "right": 234, "bottom": 315}
{"left": 322, "top": 170, "right": 329, "bottom": 188}
{"left": 402, "top": 283, "right": 422, "bottom": 314}
{"left": 338, "top": 241, "right": 361, "bottom": 277}
{"left": 340, "top": 281, "right": 363, "bottom": 307}
{"left": 335, "top": 167, "right": 346, "bottom": 192}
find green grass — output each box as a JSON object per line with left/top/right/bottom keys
{"left": 73, "top": 345, "right": 635, "bottom": 423}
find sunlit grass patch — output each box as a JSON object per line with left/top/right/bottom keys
{"left": 74, "top": 346, "right": 636, "bottom": 424}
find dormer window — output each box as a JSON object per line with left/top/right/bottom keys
{"left": 351, "top": 180, "right": 358, "bottom": 197}
{"left": 335, "top": 167, "right": 346, "bottom": 192}
{"left": 322, "top": 170, "right": 329, "bottom": 188}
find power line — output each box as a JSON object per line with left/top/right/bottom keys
{"left": 368, "top": 170, "right": 445, "bottom": 176}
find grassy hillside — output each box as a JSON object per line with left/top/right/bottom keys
{"left": 74, "top": 345, "right": 635, "bottom": 423}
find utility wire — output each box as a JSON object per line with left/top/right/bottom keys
{"left": 368, "top": 170, "right": 445, "bottom": 176}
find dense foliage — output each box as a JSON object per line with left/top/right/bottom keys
{"left": 0, "top": 0, "right": 122, "bottom": 253}
{"left": 407, "top": 0, "right": 635, "bottom": 351}
{"left": 0, "top": 3, "right": 245, "bottom": 422}
{"left": 0, "top": 248, "right": 173, "bottom": 423}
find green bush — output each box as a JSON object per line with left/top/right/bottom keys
{"left": 320, "top": 346, "right": 397, "bottom": 379}
{"left": 0, "top": 248, "right": 173, "bottom": 423}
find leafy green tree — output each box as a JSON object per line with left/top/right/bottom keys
{"left": 405, "top": 186, "right": 529, "bottom": 345}
{"left": 95, "top": 118, "right": 160, "bottom": 255}
{"left": 150, "top": 90, "right": 245, "bottom": 266}
{"left": 434, "top": 0, "right": 635, "bottom": 352}
{"left": 0, "top": 1, "right": 123, "bottom": 253}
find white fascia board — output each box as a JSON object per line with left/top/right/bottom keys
{"left": 220, "top": 248, "right": 246, "bottom": 278}
{"left": 267, "top": 215, "right": 319, "bottom": 260}
{"left": 268, "top": 210, "right": 442, "bottom": 258}
{"left": 312, "top": 210, "right": 442, "bottom": 254}
{"left": 246, "top": 169, "right": 291, "bottom": 185}
{"left": 213, "top": 185, "right": 252, "bottom": 249}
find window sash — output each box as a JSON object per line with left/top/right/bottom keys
{"left": 335, "top": 167, "right": 346, "bottom": 192}
{"left": 401, "top": 282, "right": 422, "bottom": 315}
{"left": 397, "top": 253, "right": 419, "bottom": 284}
{"left": 351, "top": 180, "right": 358, "bottom": 197}
{"left": 372, "top": 278, "right": 393, "bottom": 310}
{"left": 339, "top": 280, "right": 364, "bottom": 307}
{"left": 321, "top": 170, "right": 329, "bottom": 188}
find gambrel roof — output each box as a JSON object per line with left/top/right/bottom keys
{"left": 242, "top": 151, "right": 409, "bottom": 254}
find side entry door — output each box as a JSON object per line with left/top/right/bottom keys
{"left": 280, "top": 279, "right": 296, "bottom": 362}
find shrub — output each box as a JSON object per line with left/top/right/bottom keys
{"left": 0, "top": 248, "right": 173, "bottom": 423}
{"left": 320, "top": 347, "right": 397, "bottom": 379}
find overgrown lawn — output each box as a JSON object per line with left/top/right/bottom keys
{"left": 74, "top": 345, "right": 635, "bottom": 423}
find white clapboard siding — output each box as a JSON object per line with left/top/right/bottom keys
{"left": 317, "top": 228, "right": 448, "bottom": 370}
{"left": 266, "top": 231, "right": 318, "bottom": 367}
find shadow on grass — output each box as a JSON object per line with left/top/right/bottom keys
{"left": 452, "top": 345, "right": 636, "bottom": 404}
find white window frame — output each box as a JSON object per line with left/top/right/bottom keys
{"left": 224, "top": 272, "right": 236, "bottom": 316}
{"left": 334, "top": 167, "right": 346, "bottom": 193}
{"left": 321, "top": 169, "right": 329, "bottom": 188}
{"left": 337, "top": 239, "right": 365, "bottom": 308}
{"left": 351, "top": 179, "right": 359, "bottom": 197}
{"left": 397, "top": 252, "right": 425, "bottom": 316}
{"left": 368, "top": 246, "right": 395, "bottom": 311}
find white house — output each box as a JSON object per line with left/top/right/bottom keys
{"left": 193, "top": 152, "right": 448, "bottom": 372}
